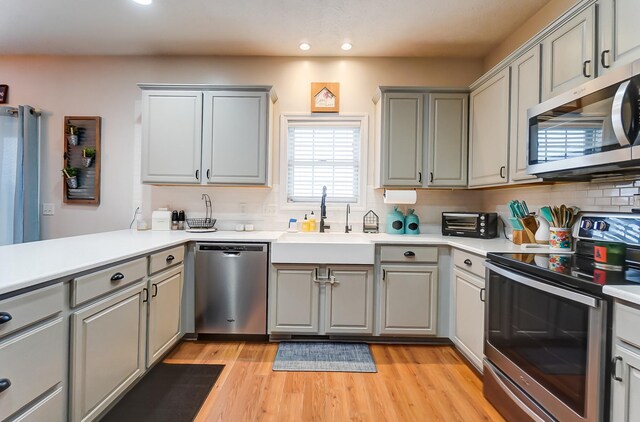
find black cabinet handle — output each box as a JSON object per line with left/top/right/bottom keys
{"left": 418, "top": 172, "right": 422, "bottom": 183}
{"left": 382, "top": 269, "right": 386, "bottom": 280}
{"left": 166, "top": 255, "right": 175, "bottom": 262}
{"left": 601, "top": 50, "right": 610, "bottom": 69}
{"left": 480, "top": 288, "right": 486, "bottom": 303}
{"left": 152, "top": 284, "right": 158, "bottom": 298}
{"left": 429, "top": 172, "right": 434, "bottom": 183}
{"left": 612, "top": 356, "right": 623, "bottom": 382}
{"left": 582, "top": 60, "right": 592, "bottom": 78}
{"left": 0, "top": 378, "right": 11, "bottom": 393}
{"left": 404, "top": 251, "right": 415, "bottom": 257}
{"left": 464, "top": 259, "right": 472, "bottom": 266}
{"left": 142, "top": 288, "right": 149, "bottom": 303}
{"left": 195, "top": 169, "right": 200, "bottom": 181}
{"left": 206, "top": 169, "right": 211, "bottom": 180}
{"left": 0, "top": 312, "right": 12, "bottom": 325}
{"left": 499, "top": 166, "right": 506, "bottom": 178}
{"left": 110, "top": 272, "right": 125, "bottom": 282}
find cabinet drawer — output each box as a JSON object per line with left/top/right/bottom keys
{"left": 11, "top": 386, "right": 64, "bottom": 422}
{"left": 72, "top": 257, "right": 147, "bottom": 307}
{"left": 453, "top": 249, "right": 486, "bottom": 279}
{"left": 379, "top": 246, "right": 437, "bottom": 263}
{"left": 149, "top": 245, "right": 185, "bottom": 275}
{"left": 0, "top": 284, "right": 63, "bottom": 340}
{"left": 616, "top": 302, "right": 640, "bottom": 349}
{"left": 0, "top": 318, "right": 65, "bottom": 421}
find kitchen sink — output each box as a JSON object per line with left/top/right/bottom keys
{"left": 271, "top": 232, "right": 375, "bottom": 264}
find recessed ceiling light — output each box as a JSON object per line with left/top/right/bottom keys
{"left": 341, "top": 42, "right": 352, "bottom": 51}
{"left": 132, "top": 0, "right": 152, "bottom": 5}
{"left": 299, "top": 42, "right": 311, "bottom": 51}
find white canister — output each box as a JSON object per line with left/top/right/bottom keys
{"left": 535, "top": 216, "right": 550, "bottom": 244}
{"left": 151, "top": 208, "right": 172, "bottom": 231}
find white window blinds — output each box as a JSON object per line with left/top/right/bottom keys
{"left": 287, "top": 121, "right": 361, "bottom": 203}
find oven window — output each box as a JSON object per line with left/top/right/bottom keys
{"left": 445, "top": 217, "right": 477, "bottom": 232}
{"left": 487, "top": 270, "right": 589, "bottom": 416}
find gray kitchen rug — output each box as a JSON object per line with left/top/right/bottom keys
{"left": 272, "top": 342, "right": 377, "bottom": 372}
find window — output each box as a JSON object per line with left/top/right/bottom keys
{"left": 282, "top": 115, "right": 367, "bottom": 205}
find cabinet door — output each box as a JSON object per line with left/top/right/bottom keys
{"left": 611, "top": 344, "right": 640, "bottom": 422}
{"left": 426, "top": 93, "right": 468, "bottom": 187}
{"left": 509, "top": 46, "right": 542, "bottom": 182}
{"left": 453, "top": 268, "right": 485, "bottom": 370}
{"left": 147, "top": 266, "right": 183, "bottom": 367}
{"left": 269, "top": 266, "right": 319, "bottom": 334}
{"left": 379, "top": 265, "right": 438, "bottom": 336}
{"left": 468, "top": 68, "right": 510, "bottom": 187}
{"left": 203, "top": 91, "right": 268, "bottom": 184}
{"left": 141, "top": 90, "right": 203, "bottom": 184}
{"left": 541, "top": 7, "right": 595, "bottom": 101}
{"left": 325, "top": 267, "right": 373, "bottom": 334}
{"left": 381, "top": 93, "right": 423, "bottom": 186}
{"left": 70, "top": 282, "right": 147, "bottom": 422}
{"left": 599, "top": 0, "right": 640, "bottom": 73}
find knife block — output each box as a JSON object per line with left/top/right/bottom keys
{"left": 513, "top": 229, "right": 536, "bottom": 245}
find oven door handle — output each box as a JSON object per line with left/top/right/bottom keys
{"left": 485, "top": 262, "right": 600, "bottom": 308}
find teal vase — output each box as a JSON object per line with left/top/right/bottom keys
{"left": 386, "top": 206, "right": 405, "bottom": 234}
{"left": 405, "top": 209, "right": 420, "bottom": 235}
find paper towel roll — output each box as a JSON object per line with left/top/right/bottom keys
{"left": 383, "top": 189, "right": 417, "bottom": 204}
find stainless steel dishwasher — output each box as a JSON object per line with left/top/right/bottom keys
{"left": 195, "top": 243, "right": 268, "bottom": 335}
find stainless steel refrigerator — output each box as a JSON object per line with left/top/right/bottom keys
{"left": 0, "top": 105, "right": 40, "bottom": 245}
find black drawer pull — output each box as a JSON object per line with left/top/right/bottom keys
{"left": 110, "top": 272, "right": 125, "bottom": 282}
{"left": 601, "top": 50, "right": 610, "bottom": 69}
{"left": 480, "top": 288, "right": 486, "bottom": 303}
{"left": 404, "top": 251, "right": 415, "bottom": 257}
{"left": 612, "top": 356, "right": 623, "bottom": 382}
{"left": 166, "top": 255, "right": 175, "bottom": 262}
{"left": 0, "top": 312, "right": 12, "bottom": 325}
{"left": 464, "top": 259, "right": 472, "bottom": 266}
{"left": 582, "top": 60, "right": 592, "bottom": 78}
{"left": 142, "top": 288, "right": 149, "bottom": 303}
{"left": 152, "top": 283, "right": 158, "bottom": 298}
{"left": 0, "top": 378, "right": 11, "bottom": 393}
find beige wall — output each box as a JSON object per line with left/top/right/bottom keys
{"left": 0, "top": 55, "right": 483, "bottom": 239}
{"left": 483, "top": 0, "right": 579, "bottom": 72}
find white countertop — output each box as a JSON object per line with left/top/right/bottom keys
{"left": 0, "top": 229, "right": 542, "bottom": 297}
{"left": 603, "top": 285, "right": 640, "bottom": 307}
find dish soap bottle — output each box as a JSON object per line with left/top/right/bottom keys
{"left": 309, "top": 211, "right": 317, "bottom": 232}
{"left": 405, "top": 209, "right": 420, "bottom": 235}
{"left": 301, "top": 214, "right": 310, "bottom": 232}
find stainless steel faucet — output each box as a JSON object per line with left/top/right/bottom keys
{"left": 345, "top": 204, "right": 352, "bottom": 233}
{"left": 320, "top": 186, "right": 330, "bottom": 232}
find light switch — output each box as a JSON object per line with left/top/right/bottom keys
{"left": 43, "top": 203, "right": 55, "bottom": 215}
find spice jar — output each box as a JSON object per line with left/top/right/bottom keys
{"left": 171, "top": 210, "right": 179, "bottom": 230}
{"left": 178, "top": 210, "right": 185, "bottom": 230}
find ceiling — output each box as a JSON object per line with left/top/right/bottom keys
{"left": 1, "top": 0, "right": 553, "bottom": 57}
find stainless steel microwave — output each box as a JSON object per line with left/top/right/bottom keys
{"left": 528, "top": 59, "right": 640, "bottom": 179}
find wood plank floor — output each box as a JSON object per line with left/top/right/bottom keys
{"left": 164, "top": 341, "right": 505, "bottom": 421}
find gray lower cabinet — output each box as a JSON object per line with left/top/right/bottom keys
{"left": 453, "top": 268, "right": 485, "bottom": 370}
{"left": 70, "top": 282, "right": 147, "bottom": 422}
{"left": 599, "top": 0, "right": 640, "bottom": 73}
{"left": 611, "top": 301, "right": 640, "bottom": 422}
{"left": 378, "top": 264, "right": 438, "bottom": 336}
{"left": 269, "top": 265, "right": 373, "bottom": 335}
{"left": 541, "top": 6, "right": 596, "bottom": 101}
{"left": 147, "top": 265, "right": 184, "bottom": 367}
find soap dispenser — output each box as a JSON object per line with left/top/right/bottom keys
{"left": 309, "top": 211, "right": 317, "bottom": 232}
{"left": 405, "top": 209, "right": 420, "bottom": 235}
{"left": 301, "top": 214, "right": 310, "bottom": 232}
{"left": 386, "top": 206, "right": 405, "bottom": 234}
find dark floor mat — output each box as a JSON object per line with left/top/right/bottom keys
{"left": 101, "top": 363, "right": 224, "bottom": 422}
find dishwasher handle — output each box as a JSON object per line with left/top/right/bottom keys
{"left": 223, "top": 251, "right": 241, "bottom": 257}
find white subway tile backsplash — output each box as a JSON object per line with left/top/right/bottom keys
{"left": 595, "top": 197, "right": 612, "bottom": 206}
{"left": 620, "top": 187, "right": 639, "bottom": 196}
{"left": 587, "top": 190, "right": 603, "bottom": 198}
{"left": 611, "top": 197, "right": 630, "bottom": 206}
{"left": 603, "top": 188, "right": 620, "bottom": 197}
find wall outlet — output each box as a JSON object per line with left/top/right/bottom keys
{"left": 263, "top": 204, "right": 277, "bottom": 216}
{"left": 43, "top": 203, "right": 55, "bottom": 215}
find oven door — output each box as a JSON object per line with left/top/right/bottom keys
{"left": 443, "top": 213, "right": 479, "bottom": 236}
{"left": 484, "top": 261, "right": 605, "bottom": 422}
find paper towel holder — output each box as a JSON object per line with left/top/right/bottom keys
{"left": 383, "top": 189, "right": 417, "bottom": 205}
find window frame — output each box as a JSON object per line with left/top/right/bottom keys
{"left": 279, "top": 113, "right": 368, "bottom": 211}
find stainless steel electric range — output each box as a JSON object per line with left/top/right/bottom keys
{"left": 483, "top": 212, "right": 640, "bottom": 422}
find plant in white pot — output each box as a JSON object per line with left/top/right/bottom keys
{"left": 62, "top": 166, "right": 79, "bottom": 189}
{"left": 66, "top": 124, "right": 80, "bottom": 145}
{"left": 81, "top": 147, "right": 95, "bottom": 167}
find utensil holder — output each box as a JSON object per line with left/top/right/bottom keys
{"left": 549, "top": 227, "right": 572, "bottom": 251}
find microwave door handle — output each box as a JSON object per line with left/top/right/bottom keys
{"left": 484, "top": 261, "right": 600, "bottom": 308}
{"left": 611, "top": 80, "right": 639, "bottom": 147}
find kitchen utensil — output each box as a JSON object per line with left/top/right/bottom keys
{"left": 509, "top": 217, "right": 524, "bottom": 230}
{"left": 540, "top": 206, "right": 553, "bottom": 224}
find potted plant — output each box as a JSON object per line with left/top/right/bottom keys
{"left": 66, "top": 124, "right": 80, "bottom": 145}
{"left": 62, "top": 166, "right": 79, "bottom": 189}
{"left": 81, "top": 147, "right": 95, "bottom": 167}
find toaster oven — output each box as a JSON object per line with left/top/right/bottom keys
{"left": 442, "top": 212, "right": 498, "bottom": 239}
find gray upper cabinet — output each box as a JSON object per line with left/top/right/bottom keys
{"left": 541, "top": 6, "right": 596, "bottom": 101}
{"left": 141, "top": 90, "right": 203, "bottom": 184}
{"left": 426, "top": 93, "right": 468, "bottom": 187}
{"left": 468, "top": 68, "right": 510, "bottom": 187}
{"left": 509, "top": 46, "right": 542, "bottom": 183}
{"left": 140, "top": 85, "right": 274, "bottom": 186}
{"left": 202, "top": 91, "right": 268, "bottom": 184}
{"left": 599, "top": 0, "right": 640, "bottom": 73}
{"left": 380, "top": 93, "right": 424, "bottom": 186}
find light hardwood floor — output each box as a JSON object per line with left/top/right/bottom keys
{"left": 164, "top": 341, "right": 505, "bottom": 421}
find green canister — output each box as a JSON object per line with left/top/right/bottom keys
{"left": 386, "top": 206, "right": 405, "bottom": 234}
{"left": 405, "top": 209, "right": 420, "bottom": 235}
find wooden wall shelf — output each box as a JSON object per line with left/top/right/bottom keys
{"left": 63, "top": 116, "right": 101, "bottom": 204}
